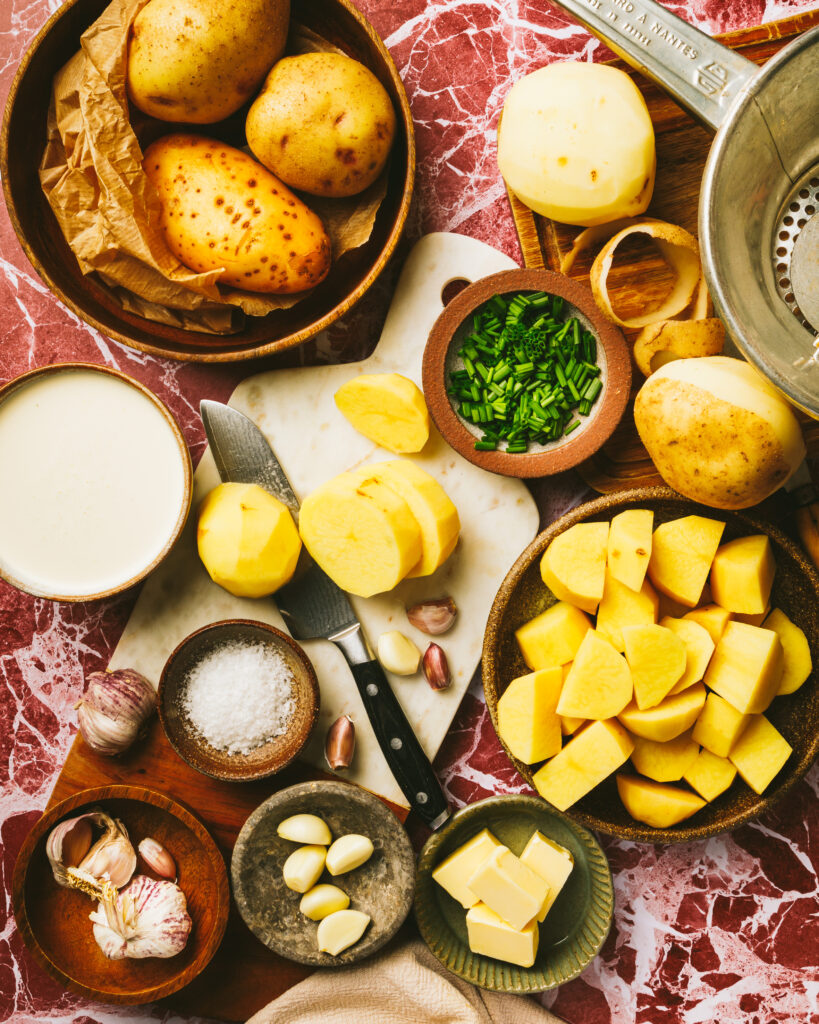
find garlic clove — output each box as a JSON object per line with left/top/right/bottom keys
{"left": 138, "top": 837, "right": 177, "bottom": 881}
{"left": 299, "top": 883, "right": 350, "bottom": 921}
{"left": 377, "top": 631, "right": 421, "bottom": 675}
{"left": 407, "top": 597, "right": 458, "bottom": 635}
{"left": 325, "top": 834, "right": 374, "bottom": 876}
{"left": 46, "top": 816, "right": 93, "bottom": 884}
{"left": 90, "top": 874, "right": 191, "bottom": 960}
{"left": 282, "top": 845, "right": 327, "bottom": 893}
{"left": 423, "top": 643, "right": 451, "bottom": 691}
{"left": 317, "top": 909, "right": 371, "bottom": 955}
{"left": 325, "top": 715, "right": 356, "bottom": 771}
{"left": 78, "top": 816, "right": 137, "bottom": 890}
{"left": 277, "top": 814, "right": 332, "bottom": 846}
{"left": 76, "top": 669, "right": 155, "bottom": 757}
{"left": 47, "top": 811, "right": 136, "bottom": 896}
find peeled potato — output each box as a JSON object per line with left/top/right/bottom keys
{"left": 498, "top": 62, "right": 655, "bottom": 227}
{"left": 540, "top": 521, "right": 609, "bottom": 614}
{"left": 335, "top": 374, "right": 430, "bottom": 453}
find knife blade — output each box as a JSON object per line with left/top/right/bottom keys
{"left": 200, "top": 400, "right": 451, "bottom": 829}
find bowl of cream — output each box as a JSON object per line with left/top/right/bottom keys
{"left": 0, "top": 363, "right": 192, "bottom": 601}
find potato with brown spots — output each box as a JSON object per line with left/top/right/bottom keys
{"left": 127, "top": 0, "right": 289, "bottom": 124}
{"left": 144, "top": 135, "right": 331, "bottom": 294}
{"left": 246, "top": 54, "right": 396, "bottom": 198}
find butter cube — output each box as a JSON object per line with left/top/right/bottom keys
{"left": 729, "top": 715, "right": 792, "bottom": 794}
{"left": 466, "top": 902, "right": 539, "bottom": 968}
{"left": 467, "top": 846, "right": 548, "bottom": 932}
{"left": 533, "top": 719, "right": 634, "bottom": 811}
{"left": 683, "top": 749, "right": 737, "bottom": 802}
{"left": 520, "top": 831, "right": 573, "bottom": 921}
{"left": 515, "top": 601, "right": 591, "bottom": 670}
{"left": 692, "top": 692, "right": 749, "bottom": 758}
{"left": 431, "top": 828, "right": 502, "bottom": 909}
{"left": 704, "top": 621, "right": 783, "bottom": 714}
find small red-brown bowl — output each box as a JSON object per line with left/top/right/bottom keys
{"left": 12, "top": 785, "right": 229, "bottom": 1004}
{"left": 158, "top": 620, "right": 320, "bottom": 782}
{"left": 422, "top": 268, "right": 630, "bottom": 478}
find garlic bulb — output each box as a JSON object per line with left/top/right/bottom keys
{"left": 90, "top": 874, "right": 192, "bottom": 960}
{"left": 75, "top": 669, "right": 155, "bottom": 756}
{"left": 46, "top": 811, "right": 136, "bottom": 898}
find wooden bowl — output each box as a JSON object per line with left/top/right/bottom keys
{"left": 0, "top": 362, "right": 192, "bottom": 602}
{"left": 414, "top": 794, "right": 613, "bottom": 992}
{"left": 11, "top": 785, "right": 229, "bottom": 1004}
{"left": 231, "top": 780, "right": 415, "bottom": 966}
{"left": 421, "top": 268, "right": 631, "bottom": 478}
{"left": 0, "top": 0, "right": 414, "bottom": 363}
{"left": 483, "top": 487, "right": 819, "bottom": 843}
{"left": 158, "top": 620, "right": 320, "bottom": 782}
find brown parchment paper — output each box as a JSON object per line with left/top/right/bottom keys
{"left": 39, "top": 0, "right": 388, "bottom": 335}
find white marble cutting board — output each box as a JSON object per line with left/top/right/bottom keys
{"left": 110, "top": 232, "right": 539, "bottom": 807}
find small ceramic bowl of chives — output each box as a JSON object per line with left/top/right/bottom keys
{"left": 421, "top": 268, "right": 630, "bottom": 478}
{"left": 414, "top": 794, "right": 613, "bottom": 993}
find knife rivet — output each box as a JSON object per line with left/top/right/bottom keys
{"left": 390, "top": 737, "right": 402, "bottom": 750}
{"left": 416, "top": 792, "right": 429, "bottom": 805}
{"left": 366, "top": 683, "right": 378, "bottom": 696}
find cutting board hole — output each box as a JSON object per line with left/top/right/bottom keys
{"left": 441, "top": 278, "right": 471, "bottom": 306}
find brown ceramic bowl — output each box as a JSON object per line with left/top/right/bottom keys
{"left": 483, "top": 487, "right": 819, "bottom": 843}
{"left": 11, "top": 785, "right": 229, "bottom": 1004}
{"left": 0, "top": 362, "right": 192, "bottom": 602}
{"left": 0, "top": 0, "right": 414, "bottom": 363}
{"left": 421, "top": 268, "right": 631, "bottom": 478}
{"left": 158, "top": 619, "right": 320, "bottom": 782}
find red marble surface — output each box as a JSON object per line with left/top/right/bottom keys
{"left": 1, "top": 1, "right": 818, "bottom": 1022}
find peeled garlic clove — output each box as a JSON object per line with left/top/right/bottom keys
{"left": 138, "top": 837, "right": 176, "bottom": 880}
{"left": 47, "top": 811, "right": 136, "bottom": 896}
{"left": 76, "top": 669, "right": 155, "bottom": 757}
{"left": 90, "top": 874, "right": 192, "bottom": 960}
{"left": 423, "top": 643, "right": 451, "bottom": 691}
{"left": 282, "top": 845, "right": 326, "bottom": 893}
{"left": 299, "top": 883, "right": 350, "bottom": 921}
{"left": 79, "top": 817, "right": 137, "bottom": 890}
{"left": 325, "top": 834, "right": 374, "bottom": 876}
{"left": 406, "top": 597, "right": 458, "bottom": 635}
{"left": 277, "top": 814, "right": 332, "bottom": 845}
{"left": 317, "top": 909, "right": 371, "bottom": 955}
{"left": 377, "top": 631, "right": 421, "bottom": 675}
{"left": 325, "top": 715, "right": 356, "bottom": 771}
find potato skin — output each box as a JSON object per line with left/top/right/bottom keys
{"left": 144, "top": 134, "right": 331, "bottom": 293}
{"left": 246, "top": 54, "right": 396, "bottom": 197}
{"left": 127, "top": 0, "right": 289, "bottom": 124}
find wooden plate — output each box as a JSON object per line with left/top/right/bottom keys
{"left": 414, "top": 794, "right": 613, "bottom": 992}
{"left": 482, "top": 487, "right": 819, "bottom": 843}
{"left": 12, "top": 785, "right": 229, "bottom": 1004}
{"left": 0, "top": 0, "right": 414, "bottom": 363}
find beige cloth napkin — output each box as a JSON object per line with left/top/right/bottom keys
{"left": 247, "top": 938, "right": 565, "bottom": 1024}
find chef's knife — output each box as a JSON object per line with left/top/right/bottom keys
{"left": 200, "top": 399, "right": 451, "bottom": 830}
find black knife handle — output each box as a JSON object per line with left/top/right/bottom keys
{"left": 346, "top": 658, "right": 450, "bottom": 829}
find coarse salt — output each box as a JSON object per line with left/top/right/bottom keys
{"left": 183, "top": 641, "right": 296, "bottom": 754}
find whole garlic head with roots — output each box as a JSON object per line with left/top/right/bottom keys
{"left": 46, "top": 811, "right": 136, "bottom": 899}
{"left": 90, "top": 874, "right": 192, "bottom": 960}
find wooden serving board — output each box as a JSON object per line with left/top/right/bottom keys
{"left": 507, "top": 9, "right": 819, "bottom": 494}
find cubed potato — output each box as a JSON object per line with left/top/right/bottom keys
{"left": 683, "top": 604, "right": 732, "bottom": 645}
{"left": 515, "top": 602, "right": 591, "bottom": 671}
{"left": 616, "top": 774, "right": 706, "bottom": 828}
{"left": 657, "top": 592, "right": 694, "bottom": 620}
{"left": 729, "top": 715, "right": 792, "bottom": 794}
{"left": 596, "top": 571, "right": 659, "bottom": 652}
{"left": 540, "top": 522, "right": 609, "bottom": 614}
{"left": 533, "top": 718, "right": 633, "bottom": 811}
{"left": 732, "top": 605, "right": 770, "bottom": 627}
{"left": 607, "top": 509, "right": 653, "bottom": 591}
{"left": 618, "top": 683, "right": 706, "bottom": 742}
{"left": 647, "top": 515, "right": 725, "bottom": 607}
{"left": 763, "top": 608, "right": 812, "bottom": 696}
{"left": 683, "top": 748, "right": 737, "bottom": 801}
{"left": 692, "top": 692, "right": 749, "bottom": 758}
{"left": 629, "top": 729, "right": 699, "bottom": 782}
{"left": 704, "top": 621, "right": 783, "bottom": 714}
{"left": 498, "top": 668, "right": 563, "bottom": 764}
{"left": 710, "top": 535, "right": 775, "bottom": 615}
{"left": 556, "top": 630, "right": 633, "bottom": 720}
{"left": 660, "top": 617, "right": 715, "bottom": 693}
{"left": 622, "top": 623, "right": 687, "bottom": 710}
{"left": 560, "top": 715, "right": 586, "bottom": 736}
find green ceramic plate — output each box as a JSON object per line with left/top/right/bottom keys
{"left": 414, "top": 795, "right": 613, "bottom": 992}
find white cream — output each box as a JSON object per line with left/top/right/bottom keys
{"left": 0, "top": 368, "right": 188, "bottom": 597}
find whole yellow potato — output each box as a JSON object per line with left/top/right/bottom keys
{"left": 634, "top": 356, "right": 805, "bottom": 509}
{"left": 143, "top": 134, "right": 331, "bottom": 293}
{"left": 498, "top": 62, "right": 655, "bottom": 226}
{"left": 127, "top": 0, "right": 289, "bottom": 124}
{"left": 246, "top": 54, "right": 396, "bottom": 197}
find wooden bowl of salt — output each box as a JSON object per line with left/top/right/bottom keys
{"left": 158, "top": 620, "right": 320, "bottom": 782}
